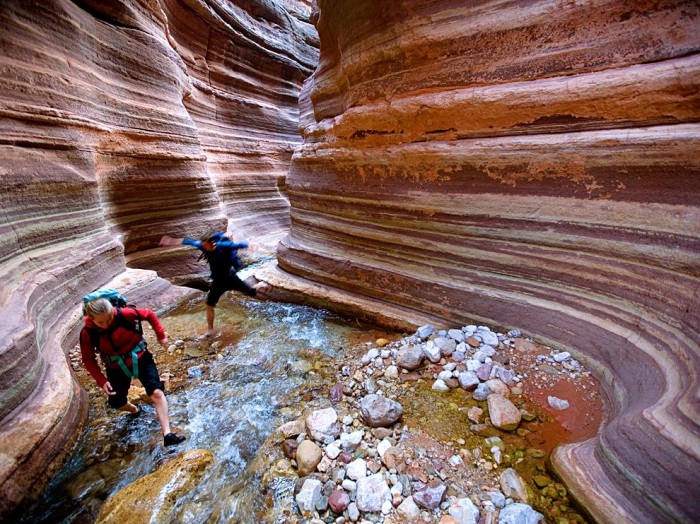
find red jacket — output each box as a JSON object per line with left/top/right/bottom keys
{"left": 80, "top": 307, "right": 166, "bottom": 387}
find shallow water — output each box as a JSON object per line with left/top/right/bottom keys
{"left": 23, "top": 294, "right": 377, "bottom": 523}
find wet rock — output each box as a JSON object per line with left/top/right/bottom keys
{"left": 413, "top": 480, "right": 447, "bottom": 509}
{"left": 552, "top": 351, "right": 571, "bottom": 363}
{"left": 330, "top": 382, "right": 344, "bottom": 404}
{"left": 282, "top": 438, "right": 298, "bottom": 459}
{"left": 296, "top": 478, "right": 323, "bottom": 515}
{"left": 360, "top": 394, "right": 403, "bottom": 427}
{"left": 487, "top": 394, "right": 521, "bottom": 431}
{"left": 467, "top": 406, "right": 484, "bottom": 424}
{"left": 499, "top": 468, "right": 529, "bottom": 503}
{"left": 96, "top": 449, "right": 214, "bottom": 523}
{"left": 355, "top": 473, "right": 391, "bottom": 512}
{"left": 448, "top": 496, "right": 480, "bottom": 523}
{"left": 273, "top": 419, "right": 306, "bottom": 442}
{"left": 296, "top": 440, "right": 323, "bottom": 476}
{"left": 497, "top": 502, "right": 544, "bottom": 523}
{"left": 329, "top": 489, "right": 350, "bottom": 513}
{"left": 547, "top": 396, "right": 570, "bottom": 410}
{"left": 306, "top": 408, "right": 340, "bottom": 443}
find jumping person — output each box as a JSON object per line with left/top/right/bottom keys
{"left": 80, "top": 297, "right": 186, "bottom": 447}
{"left": 159, "top": 232, "right": 269, "bottom": 336}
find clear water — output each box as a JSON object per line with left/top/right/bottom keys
{"left": 23, "top": 294, "right": 374, "bottom": 523}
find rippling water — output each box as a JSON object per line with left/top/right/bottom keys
{"left": 24, "top": 294, "right": 374, "bottom": 523}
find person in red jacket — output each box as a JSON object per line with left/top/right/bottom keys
{"left": 80, "top": 297, "right": 186, "bottom": 446}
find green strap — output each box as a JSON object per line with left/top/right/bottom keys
{"left": 108, "top": 342, "right": 144, "bottom": 379}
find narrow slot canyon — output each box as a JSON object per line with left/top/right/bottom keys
{"left": 0, "top": 1, "right": 698, "bottom": 523}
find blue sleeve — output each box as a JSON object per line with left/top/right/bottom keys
{"left": 182, "top": 238, "right": 203, "bottom": 249}
{"left": 217, "top": 240, "right": 249, "bottom": 250}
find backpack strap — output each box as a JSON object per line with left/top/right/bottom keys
{"left": 83, "top": 307, "right": 146, "bottom": 379}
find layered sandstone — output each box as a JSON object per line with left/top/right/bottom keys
{"left": 0, "top": 0, "right": 315, "bottom": 516}
{"left": 274, "top": 1, "right": 700, "bottom": 522}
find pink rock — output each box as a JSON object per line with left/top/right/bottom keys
{"left": 328, "top": 490, "right": 350, "bottom": 513}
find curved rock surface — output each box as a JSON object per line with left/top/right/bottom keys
{"left": 0, "top": 0, "right": 315, "bottom": 517}
{"left": 96, "top": 448, "right": 214, "bottom": 524}
{"left": 276, "top": 1, "right": 700, "bottom": 522}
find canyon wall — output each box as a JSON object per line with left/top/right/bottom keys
{"left": 0, "top": 0, "right": 315, "bottom": 515}
{"left": 272, "top": 0, "right": 700, "bottom": 522}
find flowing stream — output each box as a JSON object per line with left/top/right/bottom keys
{"left": 24, "top": 294, "right": 379, "bottom": 523}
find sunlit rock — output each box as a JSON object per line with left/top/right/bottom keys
{"left": 96, "top": 449, "right": 214, "bottom": 524}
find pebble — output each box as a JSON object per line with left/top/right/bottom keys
{"left": 275, "top": 322, "right": 595, "bottom": 523}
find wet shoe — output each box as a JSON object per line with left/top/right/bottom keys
{"left": 128, "top": 405, "right": 142, "bottom": 418}
{"left": 164, "top": 432, "right": 186, "bottom": 446}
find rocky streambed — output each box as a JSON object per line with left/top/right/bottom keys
{"left": 262, "top": 324, "right": 602, "bottom": 524}
{"left": 27, "top": 295, "right": 602, "bottom": 523}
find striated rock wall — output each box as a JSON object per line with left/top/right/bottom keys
{"left": 0, "top": 0, "right": 316, "bottom": 516}
{"left": 276, "top": 0, "right": 700, "bottom": 522}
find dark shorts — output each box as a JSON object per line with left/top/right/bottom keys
{"left": 206, "top": 272, "right": 256, "bottom": 306}
{"left": 105, "top": 350, "right": 164, "bottom": 409}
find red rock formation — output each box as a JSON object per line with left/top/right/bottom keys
{"left": 0, "top": 0, "right": 315, "bottom": 516}
{"left": 274, "top": 1, "right": 700, "bottom": 521}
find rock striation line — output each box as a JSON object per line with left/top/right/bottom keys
{"left": 275, "top": 1, "right": 700, "bottom": 521}
{"left": 0, "top": 0, "right": 316, "bottom": 517}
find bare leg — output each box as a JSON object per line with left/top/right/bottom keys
{"left": 150, "top": 389, "right": 172, "bottom": 436}
{"left": 206, "top": 305, "right": 216, "bottom": 336}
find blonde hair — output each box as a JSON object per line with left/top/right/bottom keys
{"left": 84, "top": 298, "right": 114, "bottom": 319}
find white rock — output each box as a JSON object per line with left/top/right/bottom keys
{"left": 548, "top": 396, "right": 570, "bottom": 410}
{"left": 480, "top": 331, "right": 499, "bottom": 346}
{"left": 326, "top": 442, "right": 341, "bottom": 459}
{"left": 497, "top": 502, "right": 545, "bottom": 523}
{"left": 423, "top": 341, "right": 442, "bottom": 363}
{"left": 342, "top": 479, "right": 357, "bottom": 492}
{"left": 553, "top": 351, "right": 571, "bottom": 362}
{"left": 397, "top": 496, "right": 421, "bottom": 519}
{"left": 347, "top": 502, "right": 360, "bottom": 521}
{"left": 384, "top": 365, "right": 399, "bottom": 379}
{"left": 346, "top": 458, "right": 368, "bottom": 480}
{"left": 377, "top": 439, "right": 392, "bottom": 458}
{"left": 295, "top": 478, "right": 322, "bottom": 513}
{"left": 432, "top": 379, "right": 449, "bottom": 391}
{"left": 340, "top": 430, "right": 365, "bottom": 451}
{"left": 306, "top": 408, "right": 341, "bottom": 443}
{"left": 438, "top": 370, "right": 453, "bottom": 381}
{"left": 355, "top": 473, "right": 391, "bottom": 512}
{"left": 448, "top": 497, "right": 480, "bottom": 524}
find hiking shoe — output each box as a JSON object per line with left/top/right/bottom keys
{"left": 164, "top": 432, "right": 186, "bottom": 446}
{"left": 128, "top": 405, "right": 142, "bottom": 418}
